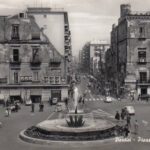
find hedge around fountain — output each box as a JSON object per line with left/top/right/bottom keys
{"left": 23, "top": 125, "right": 123, "bottom": 141}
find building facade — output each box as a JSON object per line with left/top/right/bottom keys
{"left": 27, "top": 7, "right": 72, "bottom": 83}
{"left": 0, "top": 9, "right": 70, "bottom": 103}
{"left": 108, "top": 4, "right": 150, "bottom": 98}
{"left": 89, "top": 40, "right": 110, "bottom": 77}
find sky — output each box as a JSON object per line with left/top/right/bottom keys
{"left": 0, "top": 0, "right": 150, "bottom": 56}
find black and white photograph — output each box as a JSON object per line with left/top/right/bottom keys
{"left": 0, "top": 0, "right": 150, "bottom": 150}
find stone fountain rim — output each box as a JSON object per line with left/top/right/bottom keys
{"left": 36, "top": 118, "right": 116, "bottom": 133}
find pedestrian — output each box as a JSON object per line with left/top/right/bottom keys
{"left": 126, "top": 114, "right": 131, "bottom": 127}
{"left": 31, "top": 103, "right": 35, "bottom": 112}
{"left": 124, "top": 124, "right": 130, "bottom": 137}
{"left": 15, "top": 102, "right": 18, "bottom": 112}
{"left": 115, "top": 111, "right": 120, "bottom": 120}
{"left": 5, "top": 108, "right": 9, "bottom": 117}
{"left": 134, "top": 120, "right": 139, "bottom": 135}
{"left": 64, "top": 97, "right": 68, "bottom": 110}
{"left": 39, "top": 102, "right": 42, "bottom": 112}
{"left": 82, "top": 97, "right": 85, "bottom": 104}
{"left": 40, "top": 102, "right": 44, "bottom": 112}
{"left": 121, "top": 109, "right": 125, "bottom": 120}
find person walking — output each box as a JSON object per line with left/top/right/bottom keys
{"left": 115, "top": 111, "right": 120, "bottom": 120}
{"left": 64, "top": 97, "right": 68, "bottom": 110}
{"left": 134, "top": 120, "right": 139, "bottom": 135}
{"left": 31, "top": 103, "right": 35, "bottom": 112}
{"left": 121, "top": 109, "right": 125, "bottom": 120}
{"left": 126, "top": 114, "right": 131, "bottom": 128}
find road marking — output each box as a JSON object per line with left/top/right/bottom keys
{"left": 93, "top": 98, "right": 95, "bottom": 101}
{"left": 92, "top": 108, "right": 114, "bottom": 118}
{"left": 46, "top": 111, "right": 55, "bottom": 120}
{"left": 89, "top": 98, "right": 92, "bottom": 101}
{"left": 96, "top": 98, "right": 99, "bottom": 101}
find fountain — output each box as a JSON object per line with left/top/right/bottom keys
{"left": 19, "top": 86, "right": 123, "bottom": 144}
{"left": 66, "top": 86, "right": 85, "bottom": 127}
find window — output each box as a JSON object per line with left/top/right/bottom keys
{"left": 55, "top": 76, "right": 60, "bottom": 84}
{"left": 33, "top": 72, "right": 38, "bottom": 81}
{"left": 139, "top": 26, "right": 145, "bottom": 39}
{"left": 19, "top": 13, "right": 24, "bottom": 18}
{"left": 32, "top": 47, "right": 39, "bottom": 61}
{"left": 11, "top": 24, "right": 19, "bottom": 40}
{"left": 138, "top": 51, "right": 146, "bottom": 63}
{"left": 14, "top": 72, "right": 18, "bottom": 83}
{"left": 140, "top": 72, "right": 147, "bottom": 83}
{"left": 141, "top": 88, "right": 147, "bottom": 95}
{"left": 44, "top": 77, "right": 48, "bottom": 83}
{"left": 49, "top": 76, "right": 54, "bottom": 84}
{"left": 13, "top": 49, "right": 19, "bottom": 62}
{"left": 139, "top": 27, "right": 143, "bottom": 34}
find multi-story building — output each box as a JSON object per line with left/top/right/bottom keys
{"left": 80, "top": 42, "right": 90, "bottom": 74}
{"left": 108, "top": 4, "right": 150, "bottom": 98}
{"left": 89, "top": 40, "right": 110, "bottom": 77}
{"left": 0, "top": 8, "right": 70, "bottom": 103}
{"left": 27, "top": 7, "right": 72, "bottom": 83}
{"left": 80, "top": 41, "right": 109, "bottom": 76}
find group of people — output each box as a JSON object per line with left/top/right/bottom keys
{"left": 5, "top": 100, "right": 20, "bottom": 117}
{"left": 115, "top": 109, "right": 139, "bottom": 137}
{"left": 31, "top": 102, "right": 44, "bottom": 112}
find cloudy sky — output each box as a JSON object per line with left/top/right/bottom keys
{"left": 0, "top": 0, "right": 150, "bottom": 56}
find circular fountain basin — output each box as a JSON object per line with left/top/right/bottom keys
{"left": 20, "top": 118, "right": 120, "bottom": 143}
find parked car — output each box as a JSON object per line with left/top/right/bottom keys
{"left": 51, "top": 98, "right": 58, "bottom": 105}
{"left": 124, "top": 106, "right": 135, "bottom": 115}
{"left": 25, "top": 100, "right": 32, "bottom": 106}
{"left": 104, "top": 96, "right": 112, "bottom": 103}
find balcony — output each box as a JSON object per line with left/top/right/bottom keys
{"left": 11, "top": 35, "right": 20, "bottom": 41}
{"left": 30, "top": 58, "right": 41, "bottom": 66}
{"left": 136, "top": 80, "right": 150, "bottom": 85}
{"left": 0, "top": 77, "right": 7, "bottom": 84}
{"left": 137, "top": 58, "right": 147, "bottom": 64}
{"left": 49, "top": 58, "right": 61, "bottom": 67}
{"left": 10, "top": 59, "right": 21, "bottom": 69}
{"left": 10, "top": 58, "right": 21, "bottom": 65}
{"left": 138, "top": 34, "right": 146, "bottom": 40}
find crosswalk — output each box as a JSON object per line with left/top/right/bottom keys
{"left": 92, "top": 108, "right": 114, "bottom": 119}
{"left": 84, "top": 97, "right": 104, "bottom": 102}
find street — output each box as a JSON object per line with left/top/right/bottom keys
{"left": 0, "top": 75, "right": 150, "bottom": 150}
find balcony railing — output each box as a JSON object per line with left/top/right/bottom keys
{"left": 49, "top": 58, "right": 61, "bottom": 66}
{"left": 0, "top": 77, "right": 7, "bottom": 84}
{"left": 10, "top": 59, "right": 21, "bottom": 65}
{"left": 139, "top": 34, "right": 146, "bottom": 40}
{"left": 137, "top": 58, "right": 147, "bottom": 64}
{"left": 30, "top": 58, "right": 41, "bottom": 66}
{"left": 136, "top": 80, "right": 150, "bottom": 84}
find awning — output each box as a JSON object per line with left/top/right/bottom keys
{"left": 10, "top": 90, "right": 20, "bottom": 96}
{"left": 30, "top": 89, "right": 42, "bottom": 95}
{"left": 0, "top": 94, "right": 4, "bottom": 100}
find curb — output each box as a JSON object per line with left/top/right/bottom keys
{"left": 19, "top": 130, "right": 117, "bottom": 145}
